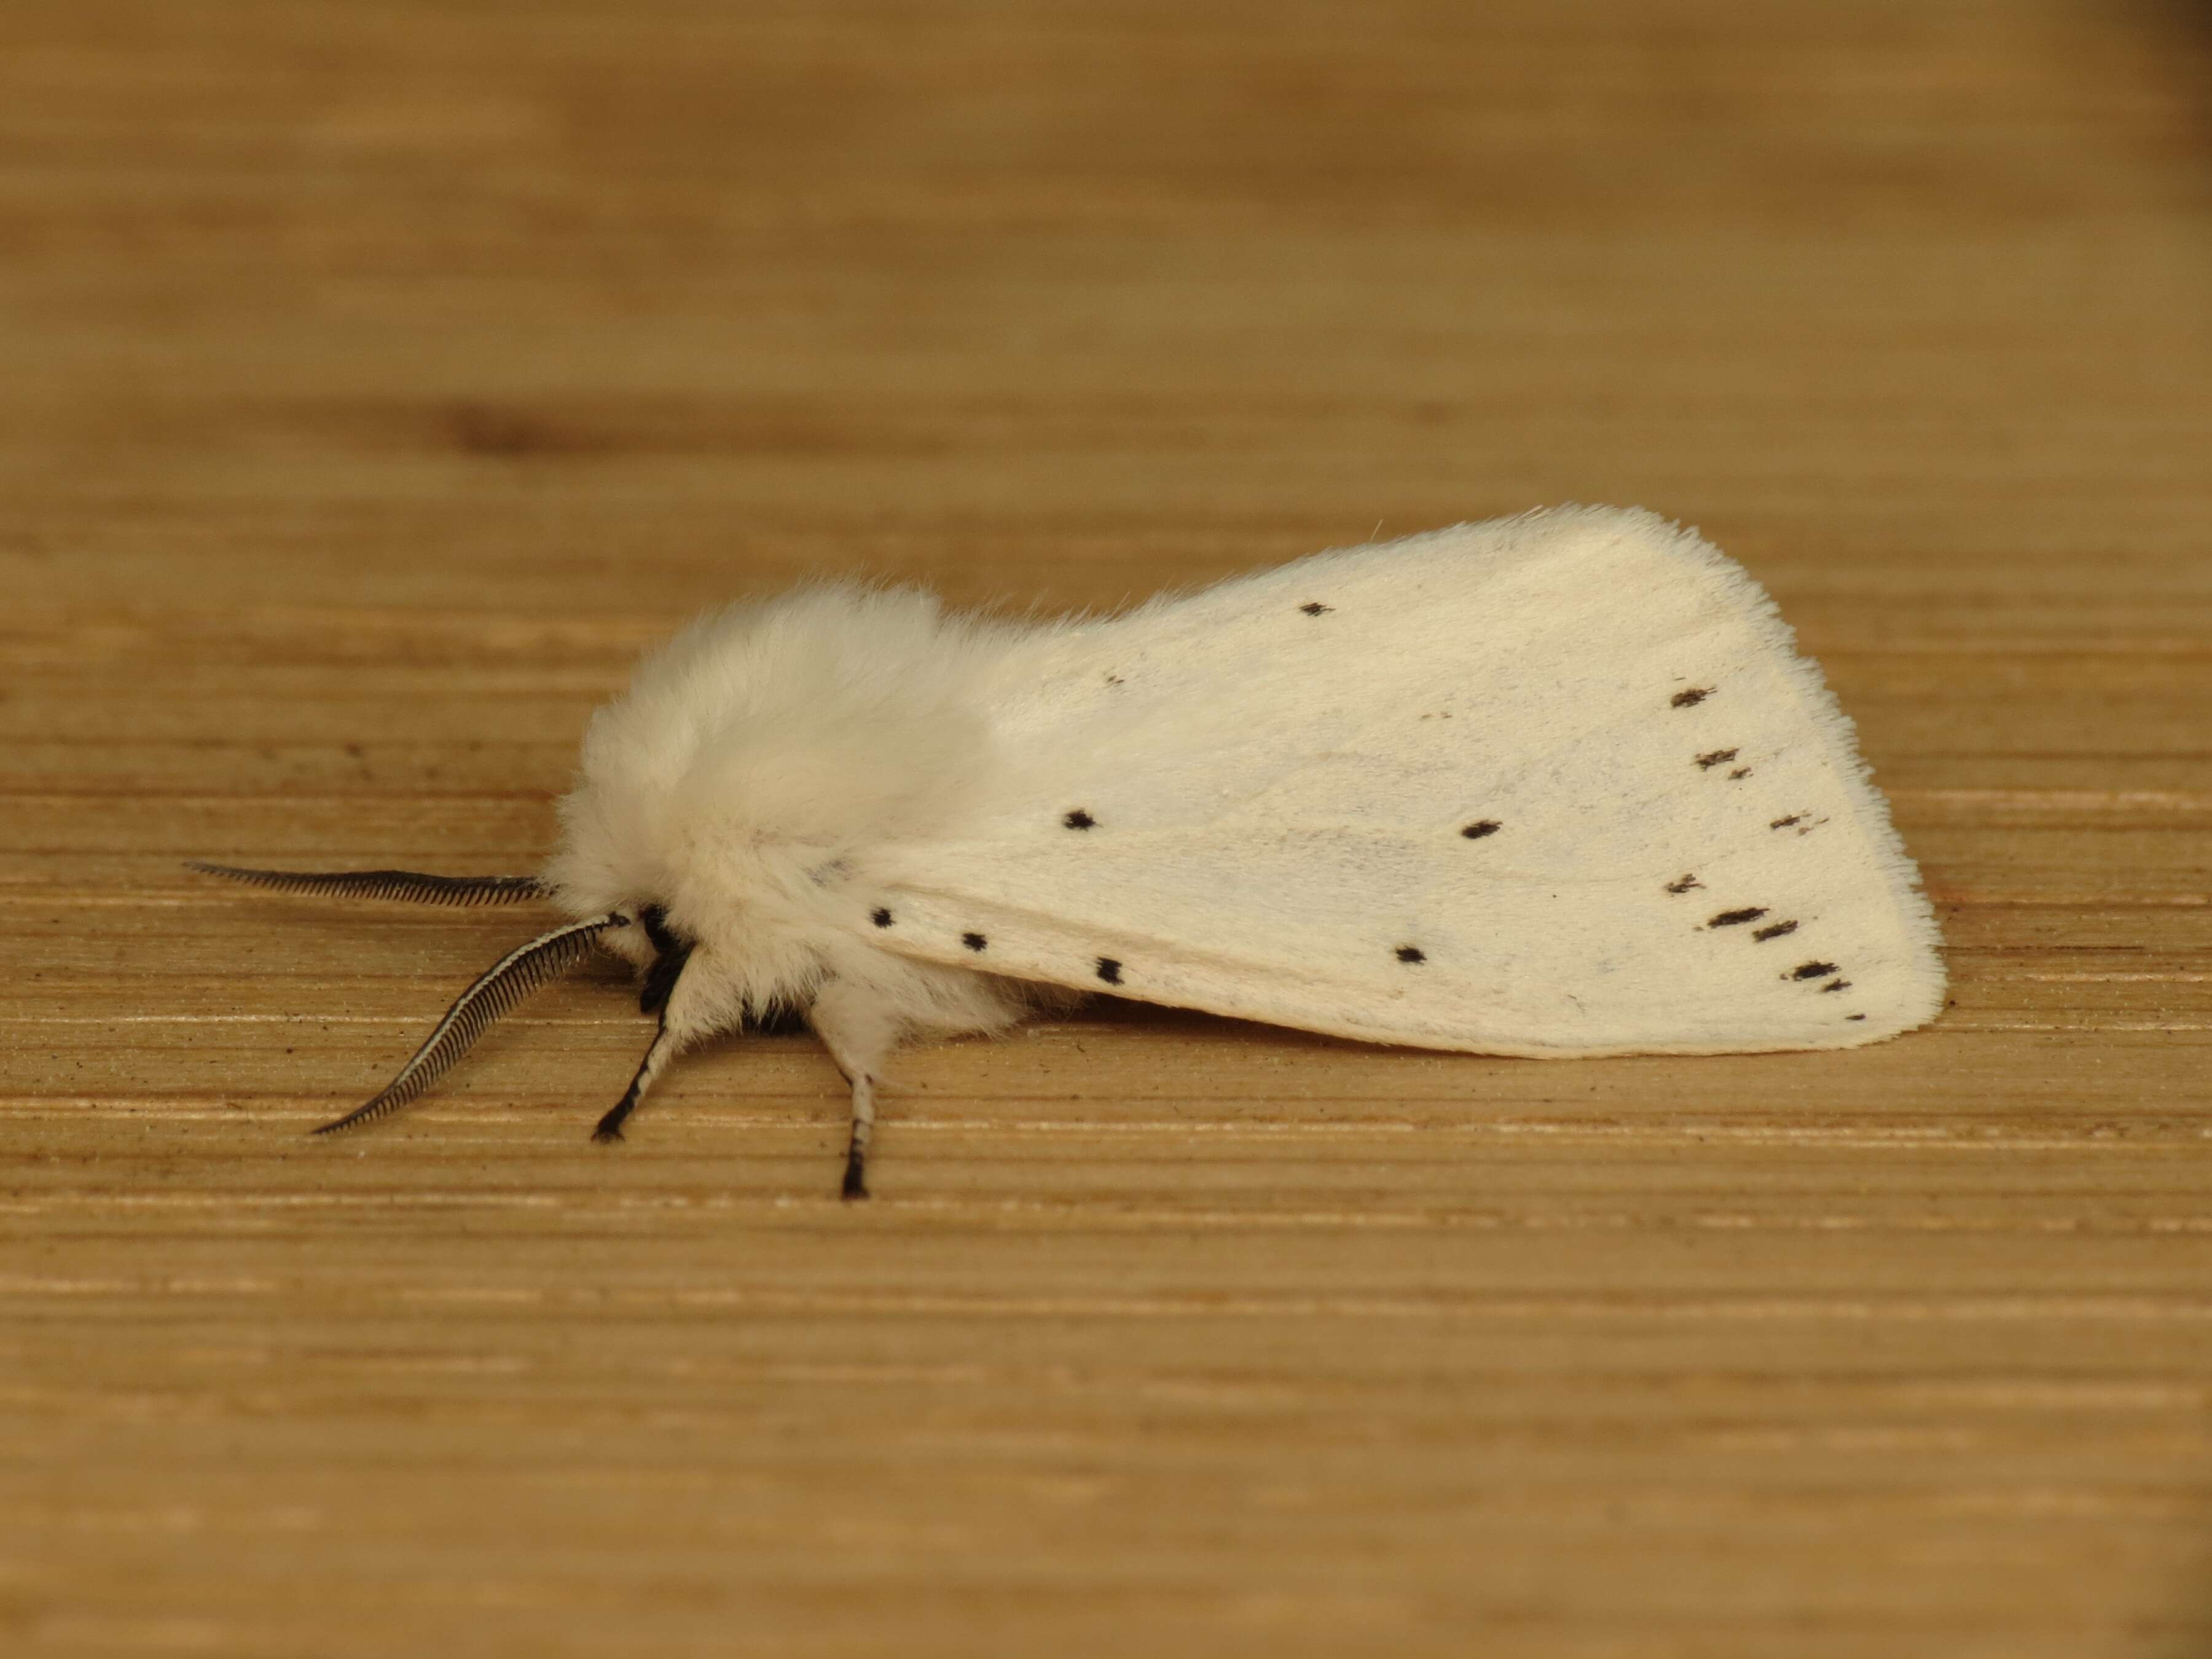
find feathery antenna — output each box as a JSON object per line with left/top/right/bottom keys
{"left": 187, "top": 862, "right": 546, "bottom": 907}
{"left": 313, "top": 912, "right": 629, "bottom": 1135}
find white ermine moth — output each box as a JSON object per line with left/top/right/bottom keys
{"left": 195, "top": 506, "right": 1945, "bottom": 1198}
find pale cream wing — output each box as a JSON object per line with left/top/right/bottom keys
{"left": 860, "top": 507, "right": 1943, "bottom": 1056}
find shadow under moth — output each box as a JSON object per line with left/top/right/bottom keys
{"left": 194, "top": 505, "right": 1945, "bottom": 1198}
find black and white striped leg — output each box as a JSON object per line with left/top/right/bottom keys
{"left": 841, "top": 1070, "right": 876, "bottom": 1201}
{"left": 808, "top": 981, "right": 898, "bottom": 1203}
{"left": 592, "top": 1018, "right": 682, "bottom": 1142}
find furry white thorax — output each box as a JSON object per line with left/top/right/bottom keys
{"left": 543, "top": 584, "right": 1058, "bottom": 1064}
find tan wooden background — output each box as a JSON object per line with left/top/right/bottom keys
{"left": 5, "top": 1, "right": 2210, "bottom": 1654}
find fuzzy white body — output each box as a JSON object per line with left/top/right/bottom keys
{"left": 544, "top": 579, "right": 1053, "bottom": 1084}
{"left": 541, "top": 506, "right": 1944, "bottom": 1101}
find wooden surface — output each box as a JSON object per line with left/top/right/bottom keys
{"left": 5, "top": 2, "right": 2211, "bottom": 1654}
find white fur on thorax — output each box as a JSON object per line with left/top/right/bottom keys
{"left": 543, "top": 584, "right": 1061, "bottom": 1051}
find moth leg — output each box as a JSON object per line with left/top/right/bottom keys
{"left": 592, "top": 949, "right": 707, "bottom": 1143}
{"left": 842, "top": 1073, "right": 877, "bottom": 1204}
{"left": 592, "top": 1018, "right": 681, "bottom": 1142}
{"left": 806, "top": 981, "right": 901, "bottom": 1203}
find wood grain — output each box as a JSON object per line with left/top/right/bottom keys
{"left": 4, "top": 1, "right": 2210, "bottom": 1654}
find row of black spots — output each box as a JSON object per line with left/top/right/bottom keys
{"left": 1784, "top": 959, "right": 1856, "bottom": 1000}
{"left": 1665, "top": 874, "right": 1703, "bottom": 895}
{"left": 1707, "top": 911, "right": 1852, "bottom": 1000}
{"left": 963, "top": 931, "right": 1125, "bottom": 982}
{"left": 873, "top": 908, "right": 1444, "bottom": 997}
{"left": 1671, "top": 686, "right": 1714, "bottom": 708}
{"left": 872, "top": 917, "right": 1437, "bottom": 995}
{"left": 1300, "top": 601, "right": 1332, "bottom": 616}
{"left": 866, "top": 908, "right": 1111, "bottom": 984}
{"left": 866, "top": 910, "right": 1122, "bottom": 989}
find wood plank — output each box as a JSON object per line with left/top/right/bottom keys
{"left": 3, "top": 1, "right": 2210, "bottom": 1654}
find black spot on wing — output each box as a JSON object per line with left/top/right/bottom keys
{"left": 1300, "top": 602, "right": 1332, "bottom": 616}
{"left": 1460, "top": 820, "right": 1501, "bottom": 839}
{"left": 1751, "top": 920, "right": 1799, "bottom": 941}
{"left": 1395, "top": 945, "right": 1425, "bottom": 963}
{"left": 1791, "top": 961, "right": 1840, "bottom": 981}
{"left": 1671, "top": 687, "right": 1713, "bottom": 707}
{"left": 1063, "top": 809, "right": 1096, "bottom": 830}
{"left": 962, "top": 932, "right": 987, "bottom": 952}
{"left": 1770, "top": 815, "right": 1802, "bottom": 830}
{"left": 1819, "top": 979, "right": 1853, "bottom": 994}
{"left": 1664, "top": 874, "right": 1702, "bottom": 895}
{"left": 871, "top": 908, "right": 893, "bottom": 928}
{"left": 1727, "top": 767, "right": 1752, "bottom": 780}
{"left": 1846, "top": 1013, "right": 1867, "bottom": 1021}
{"left": 1708, "top": 908, "right": 1768, "bottom": 928}
{"left": 1696, "top": 748, "right": 1739, "bottom": 770}
{"left": 1096, "top": 957, "right": 1122, "bottom": 985}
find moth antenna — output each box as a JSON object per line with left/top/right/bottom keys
{"left": 189, "top": 861, "right": 546, "bottom": 908}
{"left": 312, "top": 912, "right": 629, "bottom": 1136}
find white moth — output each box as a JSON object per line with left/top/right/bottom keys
{"left": 195, "top": 505, "right": 1944, "bottom": 1198}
